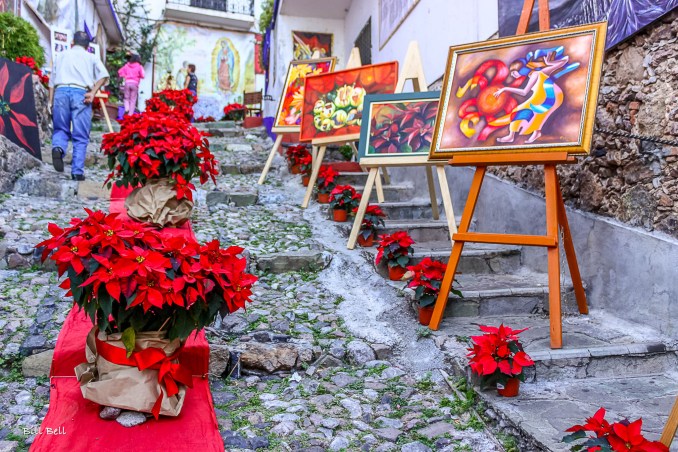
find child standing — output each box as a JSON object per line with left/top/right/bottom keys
{"left": 118, "top": 54, "right": 145, "bottom": 115}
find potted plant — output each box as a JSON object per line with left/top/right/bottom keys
{"left": 467, "top": 324, "right": 534, "bottom": 397}
{"left": 405, "top": 257, "right": 461, "bottom": 325}
{"left": 145, "top": 89, "right": 197, "bottom": 122}
{"left": 316, "top": 165, "right": 339, "bottom": 203}
{"left": 102, "top": 111, "right": 218, "bottom": 227}
{"left": 299, "top": 153, "right": 313, "bottom": 186}
{"left": 352, "top": 204, "right": 386, "bottom": 247}
{"left": 36, "top": 209, "right": 257, "bottom": 419}
{"left": 562, "top": 408, "right": 669, "bottom": 452}
{"left": 329, "top": 185, "right": 361, "bottom": 222}
{"left": 195, "top": 115, "right": 216, "bottom": 123}
{"left": 223, "top": 102, "right": 245, "bottom": 121}
{"left": 285, "top": 144, "right": 309, "bottom": 174}
{"left": 376, "top": 231, "right": 415, "bottom": 280}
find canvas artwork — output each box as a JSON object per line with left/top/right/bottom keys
{"left": 274, "top": 58, "right": 336, "bottom": 132}
{"left": 0, "top": 58, "right": 42, "bottom": 160}
{"left": 430, "top": 23, "right": 606, "bottom": 159}
{"left": 379, "top": 0, "right": 421, "bottom": 48}
{"left": 299, "top": 62, "right": 399, "bottom": 143}
{"left": 292, "top": 31, "right": 333, "bottom": 60}
{"left": 358, "top": 92, "right": 440, "bottom": 163}
{"left": 498, "top": 0, "right": 678, "bottom": 49}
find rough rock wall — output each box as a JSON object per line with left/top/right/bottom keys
{"left": 0, "top": 135, "right": 41, "bottom": 193}
{"left": 489, "top": 11, "right": 678, "bottom": 237}
{"left": 32, "top": 75, "right": 51, "bottom": 143}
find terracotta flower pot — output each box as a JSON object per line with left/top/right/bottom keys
{"left": 497, "top": 378, "right": 520, "bottom": 397}
{"left": 388, "top": 265, "right": 407, "bottom": 281}
{"left": 302, "top": 175, "right": 310, "bottom": 186}
{"left": 317, "top": 193, "right": 330, "bottom": 204}
{"left": 357, "top": 233, "right": 374, "bottom": 247}
{"left": 290, "top": 164, "right": 302, "bottom": 174}
{"left": 418, "top": 306, "right": 435, "bottom": 326}
{"left": 333, "top": 209, "right": 348, "bottom": 222}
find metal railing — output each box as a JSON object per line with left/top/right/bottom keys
{"left": 166, "top": 0, "right": 254, "bottom": 16}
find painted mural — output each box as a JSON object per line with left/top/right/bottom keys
{"left": 498, "top": 0, "right": 678, "bottom": 48}
{"left": 154, "top": 22, "right": 256, "bottom": 119}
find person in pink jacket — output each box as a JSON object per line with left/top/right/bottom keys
{"left": 118, "top": 54, "right": 145, "bottom": 115}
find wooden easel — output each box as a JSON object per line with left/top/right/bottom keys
{"left": 96, "top": 91, "right": 114, "bottom": 133}
{"left": 347, "top": 41, "right": 457, "bottom": 249}
{"left": 428, "top": 0, "right": 588, "bottom": 349}
{"left": 661, "top": 396, "right": 678, "bottom": 447}
{"left": 301, "top": 48, "right": 382, "bottom": 208}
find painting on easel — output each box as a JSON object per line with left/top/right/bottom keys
{"left": 274, "top": 58, "right": 336, "bottom": 132}
{"left": 358, "top": 92, "right": 440, "bottom": 162}
{"left": 299, "top": 62, "right": 399, "bottom": 143}
{"left": 430, "top": 22, "right": 606, "bottom": 159}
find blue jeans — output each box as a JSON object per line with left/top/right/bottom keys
{"left": 52, "top": 87, "right": 92, "bottom": 176}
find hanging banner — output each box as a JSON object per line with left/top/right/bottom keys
{"left": 154, "top": 22, "right": 256, "bottom": 119}
{"left": 51, "top": 27, "right": 72, "bottom": 70}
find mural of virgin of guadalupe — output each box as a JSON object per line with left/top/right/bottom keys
{"left": 216, "top": 40, "right": 235, "bottom": 92}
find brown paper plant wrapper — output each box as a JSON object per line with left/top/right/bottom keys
{"left": 75, "top": 328, "right": 191, "bottom": 418}
{"left": 124, "top": 178, "right": 193, "bottom": 227}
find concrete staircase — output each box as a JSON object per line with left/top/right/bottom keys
{"left": 330, "top": 169, "right": 678, "bottom": 451}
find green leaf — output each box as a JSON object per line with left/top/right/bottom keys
{"left": 121, "top": 327, "right": 136, "bottom": 358}
{"left": 401, "top": 143, "right": 413, "bottom": 154}
{"left": 396, "top": 255, "right": 410, "bottom": 267}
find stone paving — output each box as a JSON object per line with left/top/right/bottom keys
{"left": 0, "top": 124, "right": 506, "bottom": 451}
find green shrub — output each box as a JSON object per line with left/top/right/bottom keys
{"left": 0, "top": 13, "right": 45, "bottom": 67}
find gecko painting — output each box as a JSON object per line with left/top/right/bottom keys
{"left": 430, "top": 22, "right": 607, "bottom": 159}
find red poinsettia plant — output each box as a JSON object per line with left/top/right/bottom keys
{"left": 562, "top": 407, "right": 668, "bottom": 452}
{"left": 376, "top": 231, "right": 415, "bottom": 269}
{"left": 298, "top": 153, "right": 313, "bottom": 175}
{"left": 102, "top": 111, "right": 218, "bottom": 201}
{"left": 285, "top": 144, "right": 310, "bottom": 167}
{"left": 316, "top": 165, "right": 339, "bottom": 194}
{"left": 467, "top": 324, "right": 534, "bottom": 388}
{"left": 15, "top": 56, "right": 49, "bottom": 87}
{"left": 352, "top": 204, "right": 386, "bottom": 240}
{"left": 36, "top": 209, "right": 258, "bottom": 346}
{"left": 405, "top": 257, "right": 461, "bottom": 307}
{"left": 195, "top": 115, "right": 215, "bottom": 123}
{"left": 329, "top": 185, "right": 361, "bottom": 211}
{"left": 145, "top": 89, "right": 197, "bottom": 121}
{"left": 223, "top": 103, "right": 245, "bottom": 120}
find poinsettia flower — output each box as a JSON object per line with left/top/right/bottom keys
{"left": 0, "top": 62, "right": 38, "bottom": 150}
{"left": 402, "top": 118, "right": 434, "bottom": 151}
{"left": 118, "top": 246, "right": 171, "bottom": 277}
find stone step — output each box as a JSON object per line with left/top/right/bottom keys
{"left": 378, "top": 219, "right": 451, "bottom": 242}
{"left": 437, "top": 313, "right": 678, "bottom": 382}
{"left": 352, "top": 184, "right": 416, "bottom": 203}
{"left": 362, "top": 242, "right": 521, "bottom": 275}
{"left": 334, "top": 171, "right": 369, "bottom": 186}
{"left": 377, "top": 200, "right": 445, "bottom": 221}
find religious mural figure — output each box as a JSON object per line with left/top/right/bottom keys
{"left": 216, "top": 40, "right": 235, "bottom": 92}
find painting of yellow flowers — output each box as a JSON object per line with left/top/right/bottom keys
{"left": 274, "top": 58, "right": 336, "bottom": 132}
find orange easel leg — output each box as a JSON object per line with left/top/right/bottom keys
{"left": 555, "top": 178, "right": 588, "bottom": 314}
{"left": 429, "top": 167, "right": 486, "bottom": 331}
{"left": 544, "top": 165, "right": 562, "bottom": 349}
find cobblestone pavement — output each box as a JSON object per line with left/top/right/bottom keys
{"left": 0, "top": 124, "right": 505, "bottom": 451}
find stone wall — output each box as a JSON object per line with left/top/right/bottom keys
{"left": 489, "top": 11, "right": 678, "bottom": 238}
{"left": 32, "top": 75, "right": 51, "bottom": 143}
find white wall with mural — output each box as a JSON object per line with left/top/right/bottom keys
{"left": 153, "top": 21, "right": 256, "bottom": 119}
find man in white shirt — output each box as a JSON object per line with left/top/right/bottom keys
{"left": 49, "top": 31, "right": 109, "bottom": 180}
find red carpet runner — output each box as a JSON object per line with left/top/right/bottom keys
{"left": 31, "top": 185, "right": 224, "bottom": 452}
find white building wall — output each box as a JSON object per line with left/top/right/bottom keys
{"left": 263, "top": 14, "right": 346, "bottom": 118}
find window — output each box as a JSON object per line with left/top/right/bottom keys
{"left": 354, "top": 18, "right": 372, "bottom": 65}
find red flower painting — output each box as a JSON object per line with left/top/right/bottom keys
{"left": 299, "top": 61, "right": 398, "bottom": 142}
{"left": 0, "top": 59, "right": 41, "bottom": 159}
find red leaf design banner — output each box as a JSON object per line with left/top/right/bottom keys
{"left": 0, "top": 58, "right": 41, "bottom": 160}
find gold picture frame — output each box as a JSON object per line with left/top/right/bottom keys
{"left": 429, "top": 22, "right": 607, "bottom": 160}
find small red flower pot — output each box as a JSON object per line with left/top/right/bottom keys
{"left": 357, "top": 233, "right": 374, "bottom": 247}
{"left": 418, "top": 306, "right": 435, "bottom": 326}
{"left": 497, "top": 378, "right": 520, "bottom": 397}
{"left": 333, "top": 209, "right": 348, "bottom": 222}
{"left": 317, "top": 193, "right": 330, "bottom": 204}
{"left": 290, "top": 164, "right": 302, "bottom": 175}
{"left": 302, "top": 175, "right": 310, "bottom": 186}
{"left": 388, "top": 265, "right": 407, "bottom": 281}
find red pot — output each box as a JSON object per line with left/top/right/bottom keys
{"left": 388, "top": 265, "right": 407, "bottom": 281}
{"left": 290, "top": 164, "right": 302, "bottom": 174}
{"left": 418, "top": 306, "right": 435, "bottom": 326}
{"left": 302, "top": 175, "right": 310, "bottom": 186}
{"left": 497, "top": 378, "right": 520, "bottom": 397}
{"left": 333, "top": 209, "right": 348, "bottom": 222}
{"left": 317, "top": 193, "right": 330, "bottom": 204}
{"left": 357, "top": 233, "right": 374, "bottom": 247}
